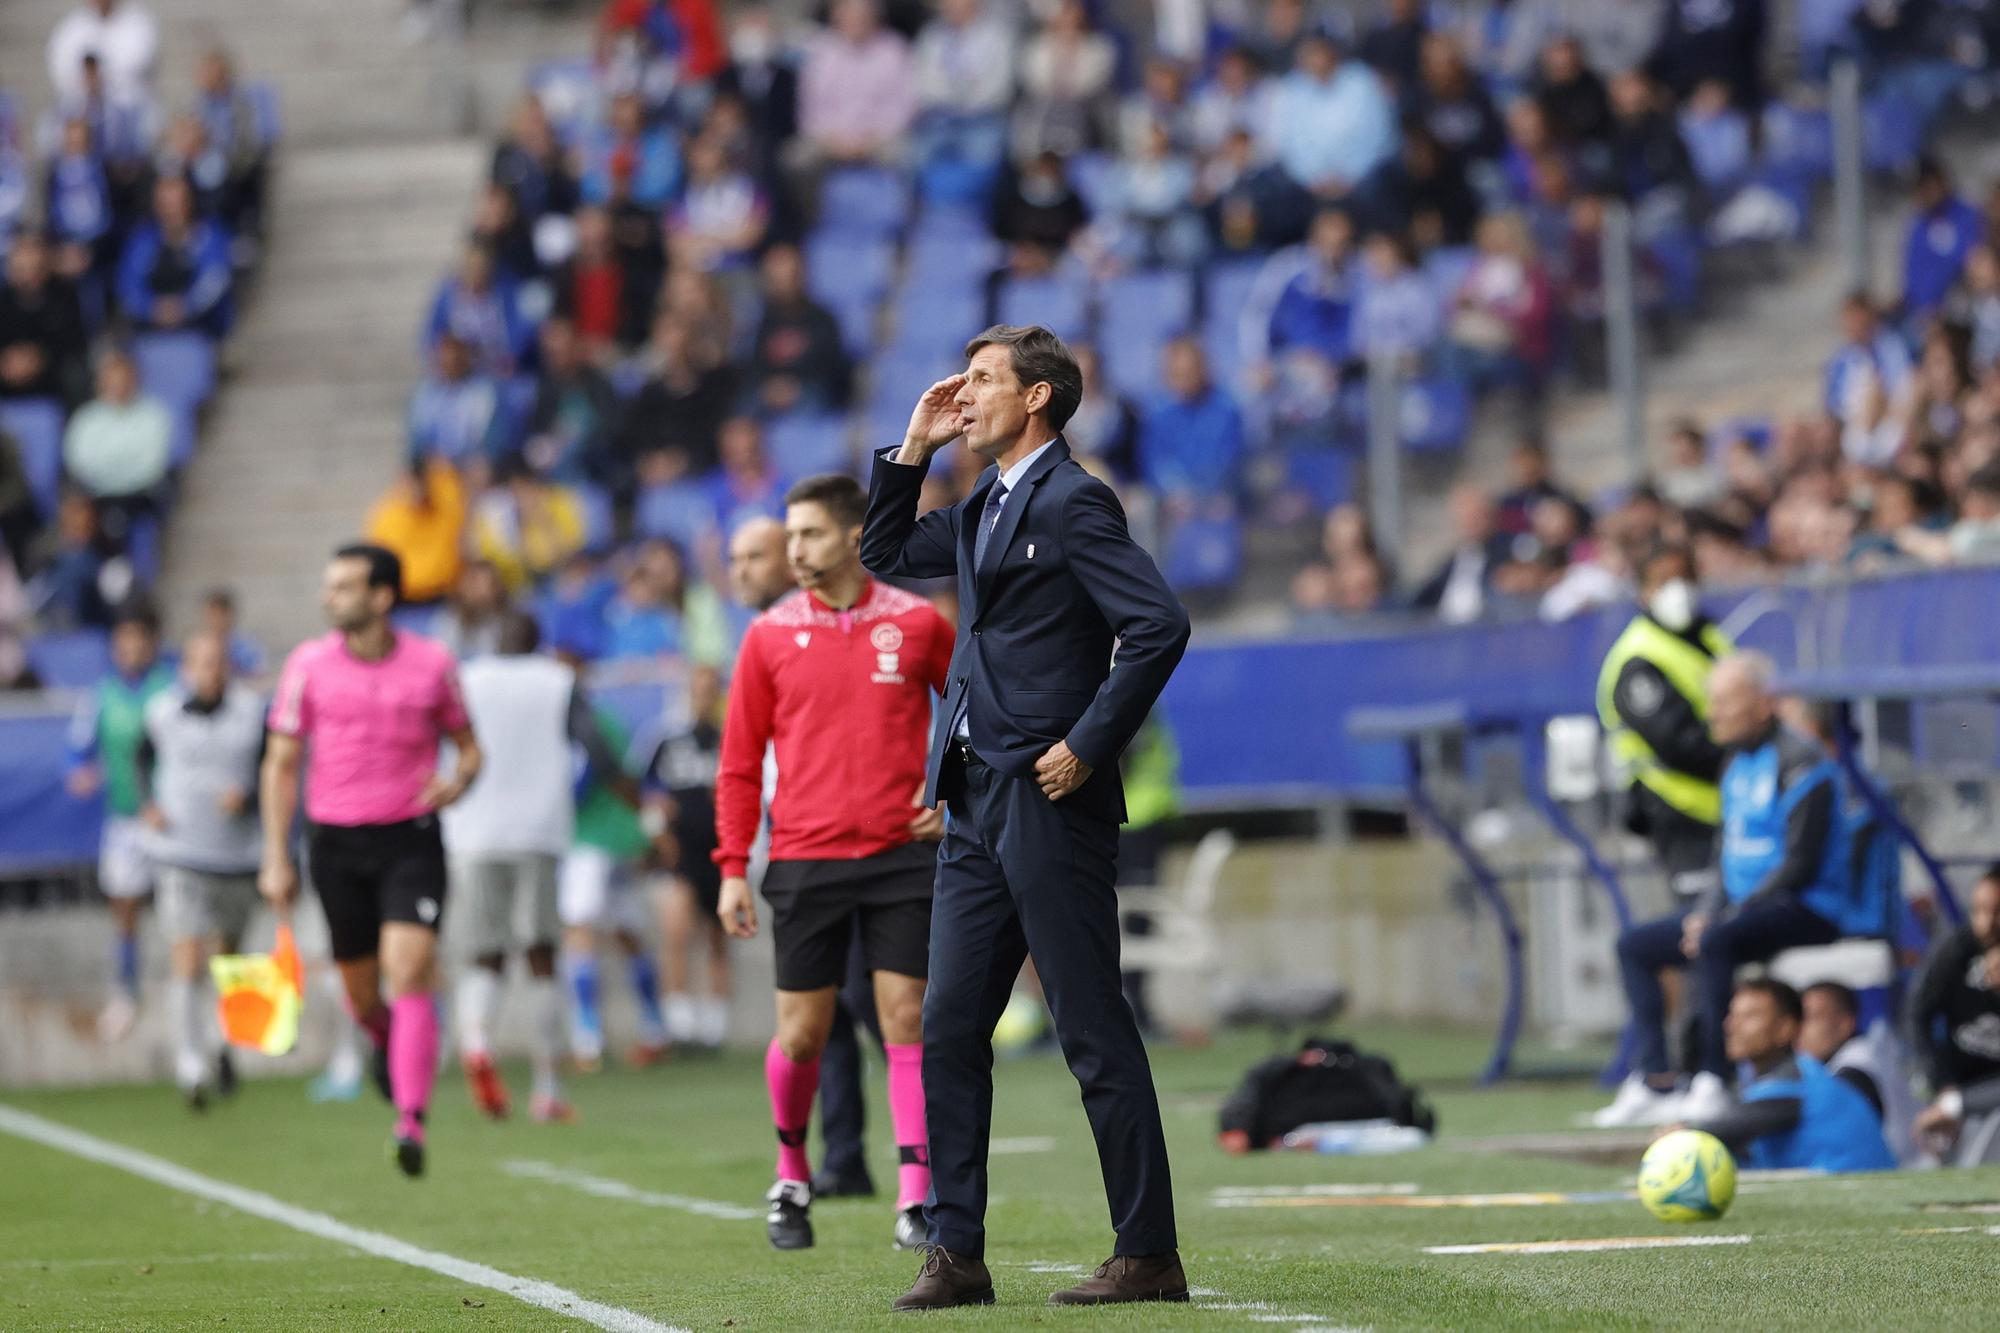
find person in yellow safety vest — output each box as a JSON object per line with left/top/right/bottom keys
{"left": 1118, "top": 711, "right": 1182, "bottom": 1035}
{"left": 1596, "top": 545, "right": 1733, "bottom": 893}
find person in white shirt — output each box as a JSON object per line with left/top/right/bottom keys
{"left": 47, "top": 0, "right": 159, "bottom": 104}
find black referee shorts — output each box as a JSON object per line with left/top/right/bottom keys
{"left": 760, "top": 841, "right": 936, "bottom": 991}
{"left": 308, "top": 815, "right": 449, "bottom": 962}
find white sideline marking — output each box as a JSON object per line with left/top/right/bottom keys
{"left": 1211, "top": 1183, "right": 1420, "bottom": 1199}
{"left": 503, "top": 1159, "right": 760, "bottom": 1221}
{"left": 989, "top": 1135, "right": 1057, "bottom": 1154}
{"left": 1, "top": 1251, "right": 318, "bottom": 1270}
{"left": 0, "top": 1104, "right": 684, "bottom": 1333}
{"left": 1426, "top": 1234, "right": 1752, "bottom": 1255}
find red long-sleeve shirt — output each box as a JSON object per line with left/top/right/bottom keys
{"left": 714, "top": 580, "right": 952, "bottom": 878}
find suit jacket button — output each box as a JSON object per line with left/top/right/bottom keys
{"left": 972, "top": 628, "right": 981, "bottom": 635}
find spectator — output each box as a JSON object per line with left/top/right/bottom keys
{"left": 1195, "top": 126, "right": 1304, "bottom": 254}
{"left": 1668, "top": 978, "right": 1897, "bottom": 1172}
{"left": 469, "top": 182, "right": 541, "bottom": 284}
{"left": 620, "top": 314, "right": 737, "bottom": 479}
{"left": 1243, "top": 0, "right": 1313, "bottom": 73}
{"left": 1294, "top": 512, "right": 1391, "bottom": 618}
{"left": 1360, "top": 0, "right": 1429, "bottom": 92}
{"left": 668, "top": 134, "right": 771, "bottom": 273}
{"left": 43, "top": 118, "right": 116, "bottom": 279}
{"left": 425, "top": 242, "right": 528, "bottom": 378}
{"left": 1496, "top": 437, "right": 1587, "bottom": 535}
{"left": 1406, "top": 34, "right": 1506, "bottom": 167}
{"left": 1494, "top": 493, "right": 1587, "bottom": 596}
{"left": 117, "top": 176, "right": 234, "bottom": 337}
{"left": 1533, "top": 35, "right": 1612, "bottom": 153}
{"left": 432, "top": 558, "right": 510, "bottom": 660}
{"left": 365, "top": 458, "right": 467, "bottom": 607}
{"left": 717, "top": 7, "right": 800, "bottom": 157}
{"left": 746, "top": 242, "right": 851, "bottom": 414}
{"left": 796, "top": 0, "right": 916, "bottom": 170}
{"left": 48, "top": 0, "right": 159, "bottom": 104}
{"left": 26, "top": 489, "right": 118, "bottom": 630}
{"left": 1063, "top": 342, "right": 1140, "bottom": 482}
{"left": 1262, "top": 30, "right": 1397, "bottom": 210}
{"left": 1945, "top": 244, "right": 2000, "bottom": 374}
{"left": 1371, "top": 125, "right": 1481, "bottom": 250}
{"left": 522, "top": 317, "right": 622, "bottom": 486}
{"left": 198, "top": 586, "right": 264, "bottom": 677}
{"left": 1121, "top": 56, "right": 1197, "bottom": 156}
{"left": 1647, "top": 0, "right": 1765, "bottom": 109}
{"left": 0, "top": 428, "right": 37, "bottom": 569}
{"left": 1615, "top": 70, "right": 1701, "bottom": 210}
{"left": 191, "top": 46, "right": 268, "bottom": 238}
{"left": 1138, "top": 336, "right": 1246, "bottom": 503}
{"left": 1908, "top": 869, "right": 2000, "bottom": 1166}
{"left": 596, "top": 0, "right": 728, "bottom": 105}
{"left": 408, "top": 333, "right": 503, "bottom": 466}
{"left": 1499, "top": 0, "right": 1664, "bottom": 86}
{"left": 1902, "top": 157, "right": 1983, "bottom": 320}
{"left": 1411, "top": 484, "right": 1512, "bottom": 622}
{"left": 48, "top": 51, "right": 155, "bottom": 208}
{"left": 1799, "top": 979, "right": 1920, "bottom": 1165}
{"left": 1826, "top": 292, "right": 1914, "bottom": 429}
{"left": 991, "top": 151, "right": 1090, "bottom": 276}
{"left": 153, "top": 115, "right": 234, "bottom": 228}
{"left": 1565, "top": 192, "right": 1664, "bottom": 381}
{"left": 1104, "top": 121, "right": 1206, "bottom": 268}
{"left": 491, "top": 96, "right": 579, "bottom": 224}
{"left": 1190, "top": 45, "right": 1273, "bottom": 156}
{"left": 1658, "top": 419, "right": 1725, "bottom": 509}
{"left": 63, "top": 346, "right": 172, "bottom": 528}
{"left": 1601, "top": 652, "right": 1851, "bottom": 1126}
{"left": 1441, "top": 211, "right": 1556, "bottom": 391}
{"left": 476, "top": 457, "right": 587, "bottom": 595}
{"left": 911, "top": 0, "right": 1015, "bottom": 173}
{"left": 705, "top": 415, "right": 788, "bottom": 544}
{"left": 556, "top": 205, "right": 651, "bottom": 356}
{"left": 0, "top": 234, "right": 89, "bottom": 404}
{"left": 1242, "top": 205, "right": 1362, "bottom": 389}
{"left": 604, "top": 537, "right": 690, "bottom": 659}
{"left": 580, "top": 90, "right": 681, "bottom": 210}
{"left": 1354, "top": 230, "right": 1442, "bottom": 367}
{"left": 1013, "top": 0, "right": 1118, "bottom": 160}
{"left": 1894, "top": 465, "right": 2000, "bottom": 566}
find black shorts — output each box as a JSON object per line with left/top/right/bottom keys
{"left": 308, "top": 815, "right": 449, "bottom": 962}
{"left": 672, "top": 822, "right": 722, "bottom": 916}
{"left": 760, "top": 842, "right": 935, "bottom": 991}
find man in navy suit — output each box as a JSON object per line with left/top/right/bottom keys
{"left": 862, "top": 325, "right": 1192, "bottom": 1309}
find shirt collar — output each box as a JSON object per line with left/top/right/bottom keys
{"left": 997, "top": 438, "right": 1058, "bottom": 495}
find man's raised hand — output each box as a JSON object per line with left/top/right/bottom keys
{"left": 897, "top": 374, "right": 968, "bottom": 464}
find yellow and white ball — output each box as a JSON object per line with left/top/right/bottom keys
{"left": 1637, "top": 1130, "right": 1738, "bottom": 1222}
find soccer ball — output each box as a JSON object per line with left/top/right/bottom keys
{"left": 1637, "top": 1130, "right": 1738, "bottom": 1222}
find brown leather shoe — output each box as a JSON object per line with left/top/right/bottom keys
{"left": 891, "top": 1245, "right": 996, "bottom": 1311}
{"left": 1047, "top": 1252, "right": 1190, "bottom": 1305}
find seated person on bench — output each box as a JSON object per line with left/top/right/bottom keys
{"left": 1908, "top": 868, "right": 2000, "bottom": 1166}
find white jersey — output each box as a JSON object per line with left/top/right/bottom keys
{"left": 1828, "top": 1021, "right": 1921, "bottom": 1166}
{"left": 442, "top": 656, "right": 577, "bottom": 857}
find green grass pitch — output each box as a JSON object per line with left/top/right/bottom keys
{"left": 5, "top": 1025, "right": 1999, "bottom": 1330}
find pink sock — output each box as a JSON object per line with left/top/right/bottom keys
{"left": 765, "top": 1037, "right": 820, "bottom": 1183}
{"left": 389, "top": 994, "right": 439, "bottom": 1141}
{"left": 885, "top": 1043, "right": 930, "bottom": 1208}
{"left": 346, "top": 994, "right": 390, "bottom": 1050}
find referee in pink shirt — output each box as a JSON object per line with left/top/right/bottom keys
{"left": 259, "top": 544, "right": 483, "bottom": 1177}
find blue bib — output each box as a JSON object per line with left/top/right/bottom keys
{"left": 1741, "top": 1053, "right": 1896, "bottom": 1173}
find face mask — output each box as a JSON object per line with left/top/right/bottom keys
{"left": 1649, "top": 577, "right": 1698, "bottom": 632}
{"left": 732, "top": 29, "right": 774, "bottom": 64}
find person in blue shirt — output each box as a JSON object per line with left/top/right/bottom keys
{"left": 1139, "top": 337, "right": 1246, "bottom": 502}
{"left": 43, "top": 118, "right": 115, "bottom": 277}
{"left": 424, "top": 242, "right": 529, "bottom": 380}
{"left": 1241, "top": 205, "right": 1362, "bottom": 378}
{"left": 1262, "top": 29, "right": 1397, "bottom": 208}
{"left": 117, "top": 176, "right": 234, "bottom": 338}
{"left": 1902, "top": 156, "right": 1983, "bottom": 320}
{"left": 407, "top": 333, "right": 503, "bottom": 465}
{"left": 1605, "top": 651, "right": 1849, "bottom": 1125}
{"left": 603, "top": 539, "right": 688, "bottom": 661}
{"left": 580, "top": 90, "right": 681, "bottom": 210}
{"left": 1667, "top": 977, "right": 1897, "bottom": 1173}
{"left": 1824, "top": 292, "right": 1912, "bottom": 422}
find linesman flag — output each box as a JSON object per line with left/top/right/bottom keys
{"left": 209, "top": 923, "right": 304, "bottom": 1055}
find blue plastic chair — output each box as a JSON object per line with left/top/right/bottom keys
{"left": 26, "top": 629, "right": 112, "bottom": 687}
{"left": 131, "top": 331, "right": 217, "bottom": 414}
{"left": 818, "top": 167, "right": 913, "bottom": 240}
{"left": 572, "top": 482, "right": 615, "bottom": 551}
{"left": 0, "top": 397, "right": 65, "bottom": 516}
{"left": 633, "top": 481, "right": 715, "bottom": 550}
{"left": 1162, "top": 512, "right": 1244, "bottom": 593}
{"left": 765, "top": 413, "right": 851, "bottom": 478}
{"left": 805, "top": 234, "right": 896, "bottom": 307}
{"left": 167, "top": 405, "right": 199, "bottom": 469}
{"left": 1399, "top": 378, "right": 1472, "bottom": 454}
{"left": 1282, "top": 445, "right": 1354, "bottom": 512}
{"left": 886, "top": 289, "right": 987, "bottom": 356}
{"left": 1102, "top": 269, "right": 1196, "bottom": 334}
{"left": 996, "top": 272, "right": 1089, "bottom": 341}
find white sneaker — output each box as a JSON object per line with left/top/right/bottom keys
{"left": 1590, "top": 1074, "right": 1679, "bottom": 1128}
{"left": 1675, "top": 1071, "right": 1734, "bottom": 1124}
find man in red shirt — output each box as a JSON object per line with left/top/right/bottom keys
{"left": 715, "top": 474, "right": 952, "bottom": 1253}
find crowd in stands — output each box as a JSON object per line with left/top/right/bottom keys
{"left": 0, "top": 0, "right": 274, "bottom": 688}
{"left": 1301, "top": 155, "right": 2000, "bottom": 629}
{"left": 358, "top": 0, "right": 1995, "bottom": 657}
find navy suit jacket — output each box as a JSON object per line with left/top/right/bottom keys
{"left": 861, "top": 438, "right": 1191, "bottom": 825}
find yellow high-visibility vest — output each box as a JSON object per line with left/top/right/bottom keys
{"left": 1595, "top": 616, "right": 1733, "bottom": 825}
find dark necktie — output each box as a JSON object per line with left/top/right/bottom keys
{"left": 974, "top": 482, "right": 1009, "bottom": 569}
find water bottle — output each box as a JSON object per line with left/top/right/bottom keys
{"left": 1279, "top": 1119, "right": 1431, "bottom": 1155}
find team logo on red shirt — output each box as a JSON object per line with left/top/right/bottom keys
{"left": 870, "top": 623, "right": 904, "bottom": 652}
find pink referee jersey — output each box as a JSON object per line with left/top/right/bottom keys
{"left": 267, "top": 630, "right": 470, "bottom": 828}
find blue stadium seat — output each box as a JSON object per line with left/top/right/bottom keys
{"left": 167, "top": 405, "right": 199, "bottom": 470}
{"left": 126, "top": 510, "right": 162, "bottom": 584}
{"left": 0, "top": 397, "right": 65, "bottom": 516}
{"left": 27, "top": 629, "right": 111, "bottom": 688}
{"left": 634, "top": 480, "right": 715, "bottom": 550}
{"left": 1202, "top": 258, "right": 1263, "bottom": 328}
{"left": 765, "top": 413, "right": 851, "bottom": 478}
{"left": 819, "top": 167, "right": 912, "bottom": 240}
{"left": 572, "top": 482, "right": 615, "bottom": 551}
{"left": 131, "top": 331, "right": 217, "bottom": 414}
{"left": 805, "top": 234, "right": 896, "bottom": 308}
{"left": 245, "top": 81, "right": 282, "bottom": 149}
{"left": 1422, "top": 246, "right": 1478, "bottom": 299}
{"left": 1862, "top": 89, "right": 1926, "bottom": 175}
{"left": 1068, "top": 152, "right": 1119, "bottom": 218}
{"left": 1099, "top": 270, "right": 1197, "bottom": 398}
{"left": 1282, "top": 445, "right": 1354, "bottom": 511}
{"left": 996, "top": 272, "right": 1089, "bottom": 341}
{"left": 905, "top": 231, "right": 1002, "bottom": 292}
{"left": 1398, "top": 378, "right": 1472, "bottom": 454}
{"left": 917, "top": 156, "right": 1000, "bottom": 209}
{"left": 1161, "top": 513, "right": 1244, "bottom": 593}
{"left": 1645, "top": 228, "right": 1703, "bottom": 315}
{"left": 887, "top": 288, "right": 987, "bottom": 356}
{"left": 1761, "top": 101, "right": 1834, "bottom": 182}
{"left": 869, "top": 348, "right": 958, "bottom": 419}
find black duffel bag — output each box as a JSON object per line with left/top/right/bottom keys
{"left": 1217, "top": 1036, "right": 1437, "bottom": 1152}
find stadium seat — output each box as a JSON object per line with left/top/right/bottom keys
{"left": 1862, "top": 88, "right": 1926, "bottom": 175}
{"left": 1099, "top": 271, "right": 1197, "bottom": 399}
{"left": 818, "top": 167, "right": 912, "bottom": 240}
{"left": 131, "top": 331, "right": 217, "bottom": 414}
{"left": 1281, "top": 444, "right": 1354, "bottom": 511}
{"left": 26, "top": 629, "right": 111, "bottom": 688}
{"left": 0, "top": 397, "right": 65, "bottom": 517}
{"left": 572, "top": 483, "right": 615, "bottom": 551}
{"left": 167, "top": 405, "right": 199, "bottom": 470}
{"left": 1761, "top": 101, "right": 1834, "bottom": 183}
{"left": 1398, "top": 378, "right": 1472, "bottom": 454}
{"left": 245, "top": 80, "right": 282, "bottom": 149}
{"left": 633, "top": 480, "right": 715, "bottom": 550}
{"left": 805, "top": 234, "right": 896, "bottom": 308}
{"left": 905, "top": 231, "right": 1002, "bottom": 293}
{"left": 1202, "top": 258, "right": 1263, "bottom": 328}
{"left": 765, "top": 413, "right": 851, "bottom": 478}
{"left": 886, "top": 288, "right": 987, "bottom": 357}
{"left": 868, "top": 348, "right": 958, "bottom": 420}
{"left": 126, "top": 510, "right": 162, "bottom": 584}
{"left": 996, "top": 272, "right": 1089, "bottom": 341}
{"left": 917, "top": 156, "right": 1000, "bottom": 209}
{"left": 1067, "top": 152, "right": 1119, "bottom": 218}
{"left": 1161, "top": 512, "right": 1244, "bottom": 593}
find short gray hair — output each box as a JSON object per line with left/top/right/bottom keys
{"left": 1716, "top": 649, "right": 1776, "bottom": 695}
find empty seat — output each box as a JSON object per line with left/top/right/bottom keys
{"left": 633, "top": 480, "right": 715, "bottom": 550}
{"left": 996, "top": 272, "right": 1089, "bottom": 341}
{"left": 765, "top": 413, "right": 851, "bottom": 478}
{"left": 818, "top": 166, "right": 913, "bottom": 240}
{"left": 131, "top": 331, "right": 217, "bottom": 414}
{"left": 26, "top": 629, "right": 112, "bottom": 688}
{"left": 0, "top": 397, "right": 65, "bottom": 516}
